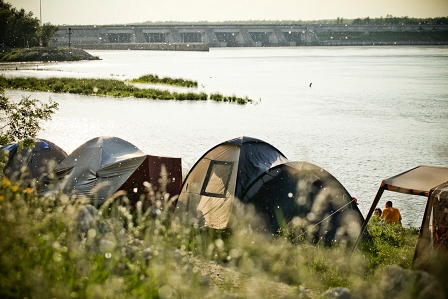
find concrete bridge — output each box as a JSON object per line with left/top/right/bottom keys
{"left": 52, "top": 24, "right": 448, "bottom": 50}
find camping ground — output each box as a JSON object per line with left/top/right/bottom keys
{"left": 0, "top": 137, "right": 446, "bottom": 298}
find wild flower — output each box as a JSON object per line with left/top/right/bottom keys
{"left": 2, "top": 177, "right": 11, "bottom": 187}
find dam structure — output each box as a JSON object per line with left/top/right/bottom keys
{"left": 53, "top": 24, "right": 319, "bottom": 51}
{"left": 52, "top": 24, "right": 448, "bottom": 51}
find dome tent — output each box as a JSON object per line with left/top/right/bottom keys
{"left": 2, "top": 139, "right": 67, "bottom": 188}
{"left": 175, "top": 136, "right": 288, "bottom": 229}
{"left": 241, "top": 161, "right": 365, "bottom": 244}
{"left": 46, "top": 136, "right": 147, "bottom": 205}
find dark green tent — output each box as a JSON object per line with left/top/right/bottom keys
{"left": 241, "top": 161, "right": 364, "bottom": 244}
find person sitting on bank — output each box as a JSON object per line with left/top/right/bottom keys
{"left": 381, "top": 201, "right": 402, "bottom": 225}
{"left": 373, "top": 207, "right": 382, "bottom": 218}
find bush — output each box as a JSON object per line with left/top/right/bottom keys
{"left": 359, "top": 217, "right": 419, "bottom": 270}
{"left": 131, "top": 74, "right": 198, "bottom": 88}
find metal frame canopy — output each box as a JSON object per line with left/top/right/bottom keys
{"left": 352, "top": 165, "right": 448, "bottom": 252}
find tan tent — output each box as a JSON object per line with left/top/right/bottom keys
{"left": 175, "top": 136, "right": 288, "bottom": 229}
{"left": 352, "top": 165, "right": 448, "bottom": 264}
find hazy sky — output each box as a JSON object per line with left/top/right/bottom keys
{"left": 8, "top": 0, "right": 448, "bottom": 25}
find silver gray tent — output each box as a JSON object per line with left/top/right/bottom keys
{"left": 46, "top": 136, "right": 147, "bottom": 205}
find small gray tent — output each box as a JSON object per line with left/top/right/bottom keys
{"left": 175, "top": 136, "right": 288, "bottom": 229}
{"left": 46, "top": 136, "right": 147, "bottom": 205}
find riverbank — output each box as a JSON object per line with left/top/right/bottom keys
{"left": 0, "top": 47, "right": 100, "bottom": 62}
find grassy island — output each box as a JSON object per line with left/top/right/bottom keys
{"left": 0, "top": 76, "right": 253, "bottom": 104}
{"left": 0, "top": 47, "right": 100, "bottom": 62}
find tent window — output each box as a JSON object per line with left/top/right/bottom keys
{"left": 201, "top": 161, "right": 234, "bottom": 198}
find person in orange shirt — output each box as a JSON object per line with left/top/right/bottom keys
{"left": 381, "top": 201, "right": 402, "bottom": 225}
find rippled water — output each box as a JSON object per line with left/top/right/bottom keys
{"left": 2, "top": 46, "right": 448, "bottom": 226}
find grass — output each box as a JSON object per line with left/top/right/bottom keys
{"left": 210, "top": 93, "right": 252, "bottom": 105}
{"left": 2, "top": 168, "right": 444, "bottom": 299}
{"left": 130, "top": 74, "right": 198, "bottom": 88}
{"left": 0, "top": 76, "right": 253, "bottom": 104}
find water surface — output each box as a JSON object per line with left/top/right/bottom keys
{"left": 3, "top": 46, "right": 448, "bottom": 226}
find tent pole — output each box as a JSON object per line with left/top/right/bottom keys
{"left": 412, "top": 188, "right": 436, "bottom": 268}
{"left": 351, "top": 185, "right": 385, "bottom": 255}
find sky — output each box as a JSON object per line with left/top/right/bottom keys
{"left": 7, "top": 0, "right": 448, "bottom": 25}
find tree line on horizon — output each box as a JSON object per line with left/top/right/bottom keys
{"left": 134, "top": 15, "right": 448, "bottom": 26}
{"left": 0, "top": 0, "right": 58, "bottom": 48}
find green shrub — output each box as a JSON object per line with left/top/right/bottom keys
{"left": 131, "top": 74, "right": 198, "bottom": 88}
{"left": 359, "top": 217, "right": 419, "bottom": 270}
{"left": 210, "top": 93, "right": 223, "bottom": 102}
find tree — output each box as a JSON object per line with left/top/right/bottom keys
{"left": 0, "top": 1, "right": 58, "bottom": 48}
{"left": 40, "top": 23, "right": 59, "bottom": 47}
{"left": 0, "top": 1, "right": 39, "bottom": 47}
{"left": 0, "top": 89, "right": 58, "bottom": 147}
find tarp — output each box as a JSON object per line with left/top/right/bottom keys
{"left": 2, "top": 139, "right": 67, "bottom": 187}
{"left": 46, "top": 136, "right": 146, "bottom": 205}
{"left": 118, "top": 155, "right": 182, "bottom": 210}
{"left": 242, "top": 161, "right": 364, "bottom": 244}
{"left": 175, "top": 136, "right": 288, "bottom": 229}
{"left": 380, "top": 165, "right": 448, "bottom": 197}
{"left": 352, "top": 165, "right": 448, "bottom": 253}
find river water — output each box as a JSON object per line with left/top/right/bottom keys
{"left": 2, "top": 46, "right": 448, "bottom": 227}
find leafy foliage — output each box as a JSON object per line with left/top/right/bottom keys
{"left": 0, "top": 89, "right": 58, "bottom": 146}
{"left": 360, "top": 217, "right": 419, "bottom": 270}
{"left": 40, "top": 23, "right": 59, "bottom": 47}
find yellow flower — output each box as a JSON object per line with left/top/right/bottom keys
{"left": 3, "top": 177, "right": 11, "bottom": 187}
{"left": 0, "top": 195, "right": 4, "bottom": 201}
{"left": 24, "top": 187, "right": 32, "bottom": 194}
{"left": 12, "top": 185, "right": 19, "bottom": 192}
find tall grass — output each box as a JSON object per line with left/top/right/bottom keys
{"left": 0, "top": 174, "right": 440, "bottom": 298}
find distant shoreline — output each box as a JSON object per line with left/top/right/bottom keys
{"left": 67, "top": 41, "right": 448, "bottom": 53}
{"left": 51, "top": 24, "right": 448, "bottom": 49}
